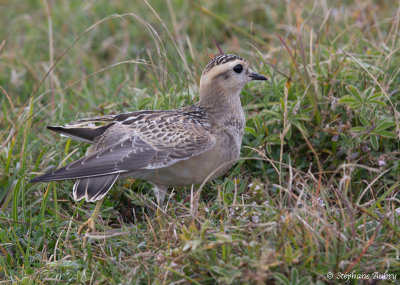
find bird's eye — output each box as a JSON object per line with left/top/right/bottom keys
{"left": 233, "top": 64, "right": 243, "bottom": 73}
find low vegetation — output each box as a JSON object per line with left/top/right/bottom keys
{"left": 0, "top": 0, "right": 399, "bottom": 284}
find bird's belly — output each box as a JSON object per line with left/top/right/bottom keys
{"left": 143, "top": 140, "right": 240, "bottom": 186}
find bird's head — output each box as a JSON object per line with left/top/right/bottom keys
{"left": 199, "top": 54, "right": 267, "bottom": 98}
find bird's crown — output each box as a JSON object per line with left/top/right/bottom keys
{"left": 202, "top": 54, "right": 247, "bottom": 75}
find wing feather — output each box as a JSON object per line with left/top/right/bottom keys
{"left": 30, "top": 108, "right": 215, "bottom": 183}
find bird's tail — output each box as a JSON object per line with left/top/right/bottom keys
{"left": 73, "top": 174, "right": 120, "bottom": 202}
{"left": 47, "top": 124, "right": 112, "bottom": 143}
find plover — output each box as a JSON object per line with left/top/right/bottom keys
{"left": 30, "top": 54, "right": 266, "bottom": 242}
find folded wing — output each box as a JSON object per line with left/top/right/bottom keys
{"left": 30, "top": 111, "right": 215, "bottom": 183}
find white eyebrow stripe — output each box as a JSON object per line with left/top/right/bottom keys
{"left": 202, "top": 54, "right": 245, "bottom": 74}
{"left": 201, "top": 59, "right": 246, "bottom": 80}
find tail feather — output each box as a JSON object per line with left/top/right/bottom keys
{"left": 47, "top": 124, "right": 113, "bottom": 143}
{"left": 73, "top": 174, "right": 119, "bottom": 202}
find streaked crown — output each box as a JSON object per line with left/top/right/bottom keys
{"left": 202, "top": 54, "right": 247, "bottom": 75}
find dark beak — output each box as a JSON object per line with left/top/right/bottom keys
{"left": 249, "top": 71, "right": 267, "bottom": 81}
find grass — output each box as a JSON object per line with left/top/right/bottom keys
{"left": 1, "top": 0, "right": 399, "bottom": 284}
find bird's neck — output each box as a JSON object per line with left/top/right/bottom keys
{"left": 198, "top": 82, "right": 244, "bottom": 123}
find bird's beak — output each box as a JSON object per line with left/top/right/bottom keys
{"left": 249, "top": 69, "right": 267, "bottom": 81}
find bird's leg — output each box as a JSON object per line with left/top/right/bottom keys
{"left": 153, "top": 185, "right": 168, "bottom": 226}
{"left": 77, "top": 198, "right": 104, "bottom": 248}
{"left": 154, "top": 185, "right": 167, "bottom": 207}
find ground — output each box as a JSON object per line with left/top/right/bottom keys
{"left": 0, "top": 0, "right": 399, "bottom": 284}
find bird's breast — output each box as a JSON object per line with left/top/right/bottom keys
{"left": 139, "top": 118, "right": 244, "bottom": 186}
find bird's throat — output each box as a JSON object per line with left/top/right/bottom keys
{"left": 199, "top": 85, "right": 243, "bottom": 122}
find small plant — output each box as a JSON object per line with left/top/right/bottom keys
{"left": 339, "top": 85, "right": 396, "bottom": 150}
{"left": 339, "top": 85, "right": 386, "bottom": 113}
{"left": 273, "top": 268, "right": 310, "bottom": 285}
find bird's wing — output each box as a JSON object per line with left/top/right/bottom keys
{"left": 30, "top": 111, "right": 215, "bottom": 182}
{"left": 46, "top": 110, "right": 164, "bottom": 143}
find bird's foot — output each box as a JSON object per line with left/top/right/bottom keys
{"left": 77, "top": 217, "right": 96, "bottom": 248}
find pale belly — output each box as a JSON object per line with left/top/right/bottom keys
{"left": 130, "top": 131, "right": 242, "bottom": 186}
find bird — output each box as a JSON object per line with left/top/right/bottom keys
{"left": 30, "top": 54, "right": 267, "bottom": 245}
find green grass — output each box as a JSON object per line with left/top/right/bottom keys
{"left": 1, "top": 0, "right": 400, "bottom": 284}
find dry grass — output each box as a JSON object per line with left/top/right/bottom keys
{"left": 0, "top": 0, "right": 399, "bottom": 284}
